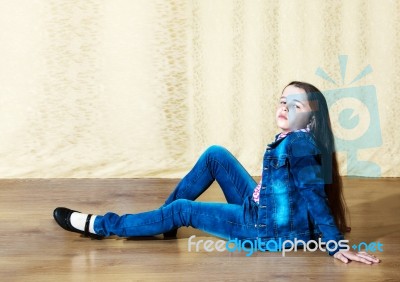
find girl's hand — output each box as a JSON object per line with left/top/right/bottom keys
{"left": 334, "top": 251, "right": 380, "bottom": 265}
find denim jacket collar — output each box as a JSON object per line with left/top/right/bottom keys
{"left": 268, "top": 128, "right": 310, "bottom": 149}
{"left": 267, "top": 135, "right": 286, "bottom": 149}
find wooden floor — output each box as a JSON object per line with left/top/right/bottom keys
{"left": 0, "top": 177, "right": 399, "bottom": 281}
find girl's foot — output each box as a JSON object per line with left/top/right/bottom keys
{"left": 53, "top": 207, "right": 103, "bottom": 240}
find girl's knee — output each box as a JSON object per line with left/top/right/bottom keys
{"left": 170, "top": 199, "right": 192, "bottom": 211}
{"left": 205, "top": 145, "right": 230, "bottom": 158}
{"left": 167, "top": 199, "right": 194, "bottom": 226}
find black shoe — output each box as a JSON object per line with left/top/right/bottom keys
{"left": 53, "top": 207, "right": 103, "bottom": 240}
{"left": 163, "top": 228, "right": 178, "bottom": 239}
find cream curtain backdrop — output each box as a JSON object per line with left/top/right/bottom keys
{"left": 0, "top": 0, "right": 399, "bottom": 178}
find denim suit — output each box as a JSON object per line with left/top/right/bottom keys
{"left": 94, "top": 131, "right": 344, "bottom": 255}
{"left": 257, "top": 131, "right": 344, "bottom": 253}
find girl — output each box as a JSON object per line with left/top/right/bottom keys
{"left": 54, "top": 81, "right": 380, "bottom": 265}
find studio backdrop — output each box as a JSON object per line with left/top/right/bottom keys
{"left": 0, "top": 0, "right": 399, "bottom": 178}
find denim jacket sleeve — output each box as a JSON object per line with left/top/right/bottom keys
{"left": 288, "top": 135, "right": 345, "bottom": 256}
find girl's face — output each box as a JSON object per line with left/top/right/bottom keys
{"left": 276, "top": 85, "right": 313, "bottom": 133}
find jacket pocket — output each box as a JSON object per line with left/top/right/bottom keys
{"left": 271, "top": 157, "right": 287, "bottom": 169}
{"left": 269, "top": 157, "right": 290, "bottom": 193}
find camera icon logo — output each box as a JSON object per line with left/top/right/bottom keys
{"left": 316, "top": 55, "right": 382, "bottom": 177}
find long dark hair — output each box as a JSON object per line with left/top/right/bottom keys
{"left": 285, "top": 81, "right": 348, "bottom": 234}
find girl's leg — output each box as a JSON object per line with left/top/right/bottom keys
{"left": 164, "top": 145, "right": 257, "bottom": 206}
{"left": 94, "top": 199, "right": 258, "bottom": 240}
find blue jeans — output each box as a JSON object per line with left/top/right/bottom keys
{"left": 94, "top": 145, "right": 259, "bottom": 240}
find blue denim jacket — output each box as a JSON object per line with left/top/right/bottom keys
{"left": 256, "top": 131, "right": 344, "bottom": 255}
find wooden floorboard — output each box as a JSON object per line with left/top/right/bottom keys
{"left": 0, "top": 178, "right": 399, "bottom": 281}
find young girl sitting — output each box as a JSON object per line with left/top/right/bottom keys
{"left": 54, "top": 81, "right": 380, "bottom": 265}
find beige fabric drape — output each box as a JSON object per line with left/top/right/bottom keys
{"left": 0, "top": 0, "right": 399, "bottom": 178}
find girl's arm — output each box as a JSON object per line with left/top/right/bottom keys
{"left": 288, "top": 137, "right": 380, "bottom": 264}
